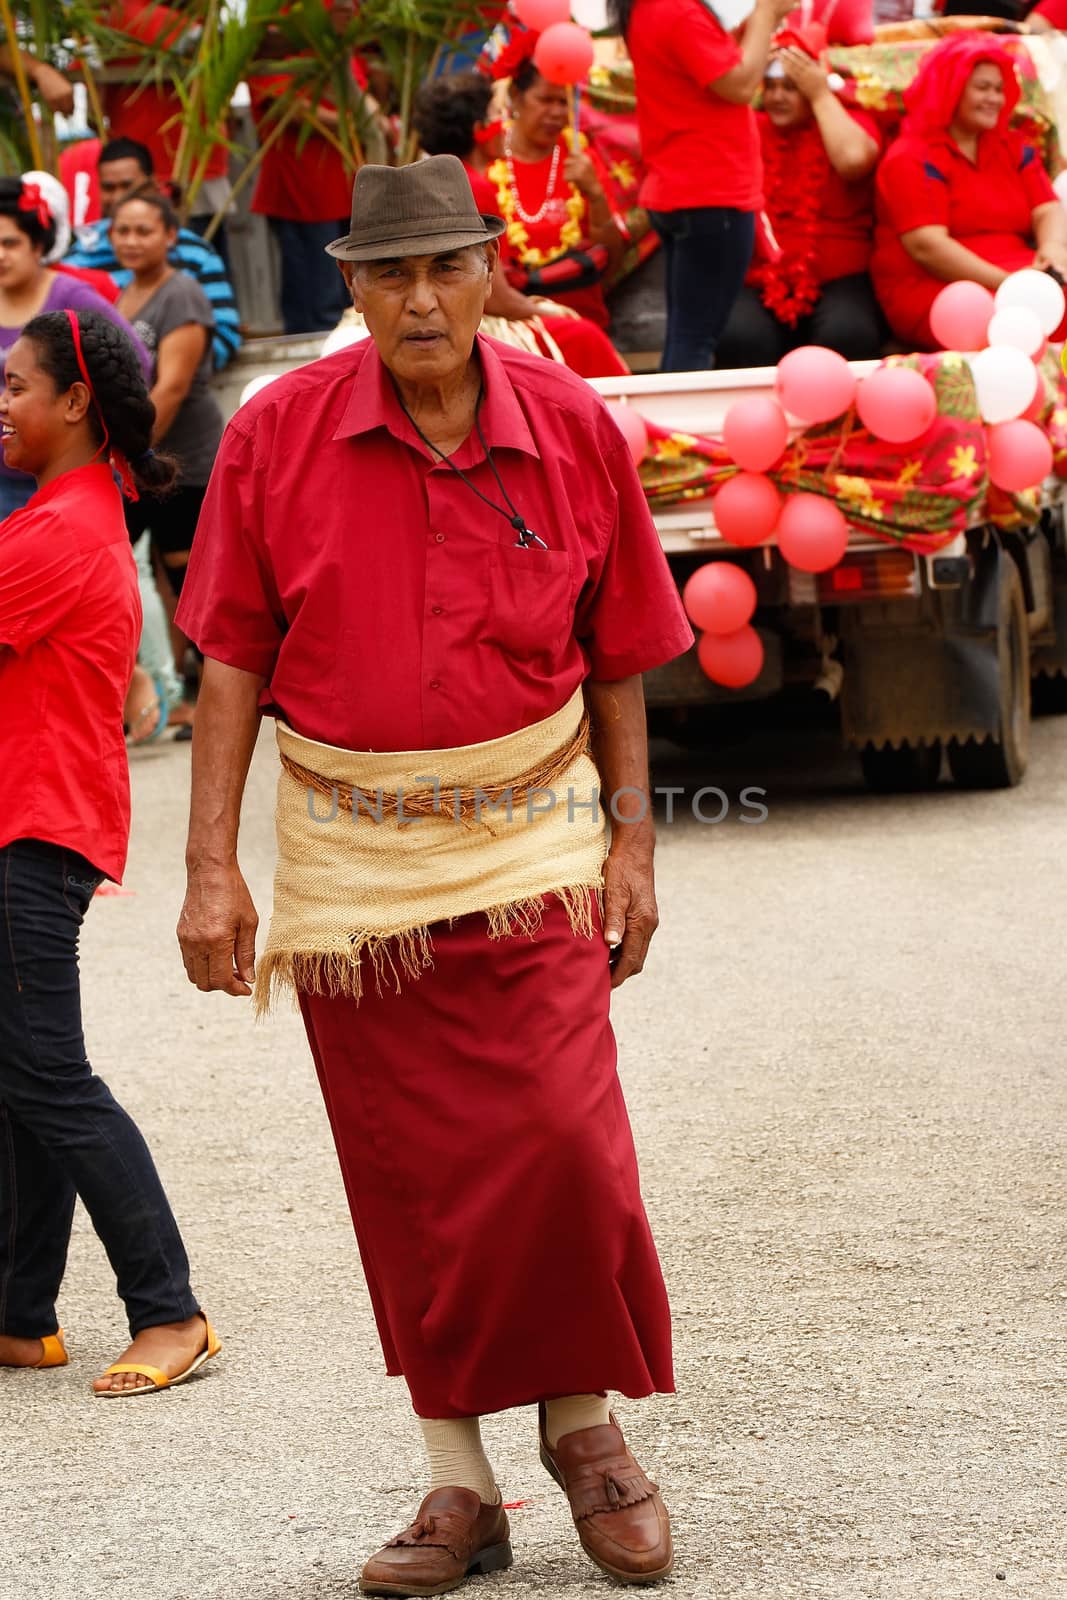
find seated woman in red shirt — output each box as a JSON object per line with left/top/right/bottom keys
{"left": 872, "top": 32, "right": 1067, "bottom": 350}
{"left": 481, "top": 29, "right": 625, "bottom": 331}
{"left": 0, "top": 308, "right": 219, "bottom": 1396}
{"left": 717, "top": 40, "right": 884, "bottom": 367}
{"left": 412, "top": 70, "right": 629, "bottom": 378}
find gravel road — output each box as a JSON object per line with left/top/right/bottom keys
{"left": 3, "top": 712, "right": 1064, "bottom": 1600}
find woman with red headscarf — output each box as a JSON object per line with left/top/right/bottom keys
{"left": 871, "top": 33, "right": 1067, "bottom": 350}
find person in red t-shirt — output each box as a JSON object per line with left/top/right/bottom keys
{"left": 0, "top": 307, "right": 219, "bottom": 1398}
{"left": 717, "top": 38, "right": 883, "bottom": 366}
{"left": 872, "top": 32, "right": 1067, "bottom": 349}
{"left": 616, "top": 0, "right": 795, "bottom": 370}
{"left": 412, "top": 70, "right": 630, "bottom": 377}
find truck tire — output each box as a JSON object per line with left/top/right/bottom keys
{"left": 1031, "top": 670, "right": 1067, "bottom": 715}
{"left": 860, "top": 741, "right": 942, "bottom": 793}
{"left": 947, "top": 560, "right": 1030, "bottom": 789}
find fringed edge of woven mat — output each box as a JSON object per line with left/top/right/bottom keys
{"left": 253, "top": 882, "right": 605, "bottom": 1015}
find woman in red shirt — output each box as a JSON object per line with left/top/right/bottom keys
{"left": 483, "top": 29, "right": 625, "bottom": 330}
{"left": 0, "top": 308, "right": 219, "bottom": 1396}
{"left": 717, "top": 41, "right": 883, "bottom": 366}
{"left": 616, "top": 0, "right": 795, "bottom": 370}
{"left": 872, "top": 32, "right": 1067, "bottom": 349}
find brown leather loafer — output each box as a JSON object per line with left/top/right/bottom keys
{"left": 539, "top": 1405, "right": 673, "bottom": 1585}
{"left": 359, "top": 1486, "right": 512, "bottom": 1597}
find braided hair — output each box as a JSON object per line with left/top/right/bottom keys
{"left": 22, "top": 309, "right": 179, "bottom": 496}
{"left": 0, "top": 175, "right": 56, "bottom": 255}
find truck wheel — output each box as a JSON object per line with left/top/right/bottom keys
{"left": 1031, "top": 670, "right": 1067, "bottom": 715}
{"left": 860, "top": 741, "right": 942, "bottom": 793}
{"left": 947, "top": 560, "right": 1030, "bottom": 789}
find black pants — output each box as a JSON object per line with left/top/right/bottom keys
{"left": 0, "top": 840, "right": 198, "bottom": 1339}
{"left": 647, "top": 206, "right": 756, "bottom": 372}
{"left": 125, "top": 483, "right": 208, "bottom": 598}
{"left": 269, "top": 217, "right": 351, "bottom": 335}
{"left": 715, "top": 274, "right": 885, "bottom": 369}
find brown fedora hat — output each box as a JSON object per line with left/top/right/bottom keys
{"left": 325, "top": 154, "right": 505, "bottom": 262}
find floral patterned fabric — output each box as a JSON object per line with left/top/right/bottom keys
{"left": 637, "top": 352, "right": 1067, "bottom": 553}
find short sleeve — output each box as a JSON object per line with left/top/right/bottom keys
{"left": 1034, "top": 0, "right": 1067, "bottom": 25}
{"left": 0, "top": 509, "right": 85, "bottom": 653}
{"left": 848, "top": 108, "right": 883, "bottom": 154}
{"left": 174, "top": 421, "right": 286, "bottom": 676}
{"left": 154, "top": 274, "right": 215, "bottom": 341}
{"left": 574, "top": 429, "right": 694, "bottom": 682}
{"left": 876, "top": 143, "right": 949, "bottom": 234}
{"left": 1018, "top": 143, "right": 1057, "bottom": 210}
{"left": 675, "top": 0, "right": 742, "bottom": 89}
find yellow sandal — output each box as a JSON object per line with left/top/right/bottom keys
{"left": 32, "top": 1330, "right": 69, "bottom": 1369}
{"left": 94, "top": 1313, "right": 221, "bottom": 1398}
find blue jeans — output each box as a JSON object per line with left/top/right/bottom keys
{"left": 647, "top": 207, "right": 756, "bottom": 372}
{"left": 269, "top": 216, "right": 351, "bottom": 334}
{"left": 0, "top": 840, "right": 198, "bottom": 1338}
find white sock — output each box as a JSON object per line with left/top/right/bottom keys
{"left": 417, "top": 1416, "right": 499, "bottom": 1505}
{"left": 544, "top": 1393, "right": 612, "bottom": 1448}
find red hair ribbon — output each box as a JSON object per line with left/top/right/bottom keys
{"left": 474, "top": 117, "right": 505, "bottom": 147}
{"left": 64, "top": 308, "right": 139, "bottom": 501}
{"left": 486, "top": 26, "right": 539, "bottom": 82}
{"left": 18, "top": 180, "right": 51, "bottom": 232}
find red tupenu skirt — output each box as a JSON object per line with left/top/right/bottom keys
{"left": 298, "top": 892, "right": 674, "bottom": 1419}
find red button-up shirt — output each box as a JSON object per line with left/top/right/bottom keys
{"left": 176, "top": 335, "right": 692, "bottom": 752}
{"left": 0, "top": 464, "right": 140, "bottom": 882}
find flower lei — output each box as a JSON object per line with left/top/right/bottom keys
{"left": 748, "top": 120, "right": 828, "bottom": 328}
{"left": 487, "top": 126, "right": 586, "bottom": 269}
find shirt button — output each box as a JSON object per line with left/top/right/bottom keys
{"left": 434, "top": 533, "right": 445, "bottom": 544}
{"left": 431, "top": 605, "right": 443, "bottom": 615}
{"left": 429, "top": 679, "right": 441, "bottom": 690}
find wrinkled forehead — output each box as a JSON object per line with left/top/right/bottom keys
{"left": 354, "top": 244, "right": 489, "bottom": 273}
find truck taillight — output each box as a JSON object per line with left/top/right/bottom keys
{"left": 815, "top": 549, "right": 920, "bottom": 603}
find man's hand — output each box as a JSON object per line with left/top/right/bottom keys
{"left": 602, "top": 837, "right": 659, "bottom": 990}
{"left": 763, "top": 0, "right": 800, "bottom": 28}
{"left": 776, "top": 46, "right": 831, "bottom": 105}
{"left": 178, "top": 863, "right": 259, "bottom": 997}
{"left": 31, "top": 62, "right": 75, "bottom": 115}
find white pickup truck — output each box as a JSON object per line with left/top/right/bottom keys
{"left": 590, "top": 362, "right": 1067, "bottom": 793}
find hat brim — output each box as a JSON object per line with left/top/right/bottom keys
{"left": 325, "top": 214, "right": 506, "bottom": 262}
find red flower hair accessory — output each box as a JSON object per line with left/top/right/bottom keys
{"left": 485, "top": 25, "right": 540, "bottom": 81}
{"left": 18, "top": 180, "right": 51, "bottom": 232}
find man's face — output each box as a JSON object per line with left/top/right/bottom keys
{"left": 98, "top": 158, "right": 151, "bottom": 218}
{"left": 344, "top": 243, "right": 496, "bottom": 390}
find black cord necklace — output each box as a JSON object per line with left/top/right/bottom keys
{"left": 392, "top": 377, "right": 548, "bottom": 550}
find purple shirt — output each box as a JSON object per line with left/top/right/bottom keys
{"left": 0, "top": 272, "right": 152, "bottom": 485}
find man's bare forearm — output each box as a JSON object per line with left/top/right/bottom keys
{"left": 584, "top": 674, "right": 654, "bottom": 845}
{"left": 186, "top": 658, "right": 265, "bottom": 871}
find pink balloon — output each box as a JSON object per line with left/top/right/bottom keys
{"left": 513, "top": 0, "right": 570, "bottom": 28}
{"left": 605, "top": 401, "right": 648, "bottom": 465}
{"left": 533, "top": 21, "right": 594, "bottom": 84}
{"left": 775, "top": 346, "right": 856, "bottom": 424}
{"left": 986, "top": 419, "right": 1054, "bottom": 493}
{"left": 697, "top": 626, "right": 765, "bottom": 689}
{"left": 1022, "top": 379, "right": 1047, "bottom": 424}
{"left": 929, "top": 281, "right": 995, "bottom": 352}
{"left": 856, "top": 366, "right": 938, "bottom": 445}
{"left": 713, "top": 472, "right": 781, "bottom": 547}
{"left": 682, "top": 562, "right": 757, "bottom": 635}
{"left": 777, "top": 493, "right": 850, "bottom": 573}
{"left": 722, "top": 395, "right": 789, "bottom": 472}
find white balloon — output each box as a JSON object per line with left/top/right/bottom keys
{"left": 966, "top": 345, "right": 1039, "bottom": 424}
{"left": 238, "top": 372, "right": 280, "bottom": 408}
{"left": 321, "top": 320, "right": 370, "bottom": 357}
{"left": 994, "top": 268, "right": 1066, "bottom": 338}
{"left": 987, "top": 305, "right": 1045, "bottom": 358}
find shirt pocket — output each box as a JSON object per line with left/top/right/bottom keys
{"left": 482, "top": 543, "right": 574, "bottom": 659}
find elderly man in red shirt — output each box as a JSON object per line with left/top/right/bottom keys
{"left": 176, "top": 156, "right": 692, "bottom": 1596}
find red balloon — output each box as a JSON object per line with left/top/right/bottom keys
{"left": 697, "top": 626, "right": 765, "bottom": 689}
{"left": 856, "top": 366, "right": 938, "bottom": 444}
{"left": 513, "top": 0, "right": 570, "bottom": 28}
{"left": 713, "top": 472, "right": 781, "bottom": 547}
{"left": 929, "top": 281, "right": 995, "bottom": 352}
{"left": 986, "top": 419, "right": 1054, "bottom": 493}
{"left": 775, "top": 346, "right": 856, "bottom": 424}
{"left": 722, "top": 395, "right": 789, "bottom": 472}
{"left": 533, "top": 21, "right": 594, "bottom": 84}
{"left": 605, "top": 400, "right": 648, "bottom": 465}
{"left": 777, "top": 493, "right": 850, "bottom": 573}
{"left": 682, "top": 561, "right": 757, "bottom": 635}
{"left": 1022, "top": 378, "right": 1047, "bottom": 424}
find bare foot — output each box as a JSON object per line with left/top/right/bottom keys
{"left": 0, "top": 1333, "right": 48, "bottom": 1367}
{"left": 92, "top": 1314, "right": 210, "bottom": 1395}
{"left": 167, "top": 700, "right": 195, "bottom": 728}
{"left": 125, "top": 665, "right": 164, "bottom": 746}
